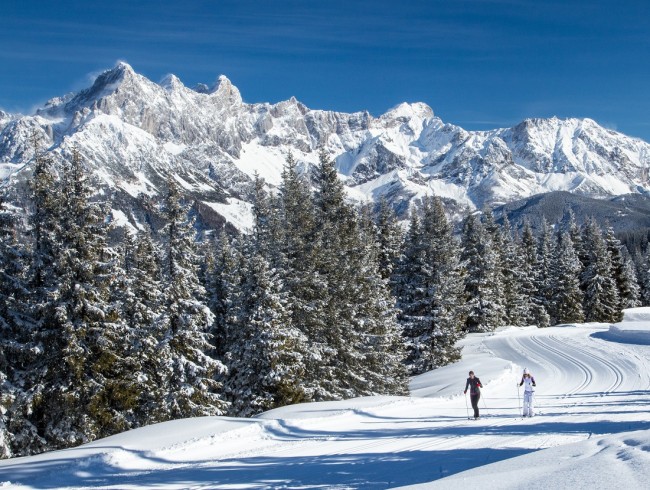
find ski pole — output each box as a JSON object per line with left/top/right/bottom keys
{"left": 464, "top": 392, "right": 470, "bottom": 419}
{"left": 481, "top": 393, "right": 489, "bottom": 417}
{"left": 516, "top": 381, "right": 521, "bottom": 417}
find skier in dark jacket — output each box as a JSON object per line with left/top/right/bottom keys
{"left": 464, "top": 370, "right": 483, "bottom": 419}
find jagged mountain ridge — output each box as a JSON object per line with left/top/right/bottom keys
{"left": 1, "top": 62, "right": 649, "bottom": 232}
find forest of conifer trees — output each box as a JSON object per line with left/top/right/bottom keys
{"left": 1, "top": 147, "right": 647, "bottom": 458}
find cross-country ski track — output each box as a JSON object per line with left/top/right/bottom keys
{"left": 2, "top": 308, "right": 650, "bottom": 489}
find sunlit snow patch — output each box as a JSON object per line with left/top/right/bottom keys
{"left": 203, "top": 198, "right": 254, "bottom": 232}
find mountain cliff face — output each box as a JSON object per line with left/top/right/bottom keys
{"left": 1, "top": 62, "right": 649, "bottom": 232}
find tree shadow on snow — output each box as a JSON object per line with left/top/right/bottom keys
{"left": 0, "top": 446, "right": 534, "bottom": 489}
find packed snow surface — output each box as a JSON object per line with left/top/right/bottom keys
{"left": 2, "top": 310, "right": 650, "bottom": 489}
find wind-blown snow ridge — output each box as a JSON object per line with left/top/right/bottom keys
{"left": 1, "top": 308, "right": 650, "bottom": 489}
{"left": 1, "top": 62, "right": 650, "bottom": 230}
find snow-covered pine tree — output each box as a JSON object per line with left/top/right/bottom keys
{"left": 550, "top": 231, "right": 585, "bottom": 324}
{"left": 225, "top": 249, "right": 309, "bottom": 416}
{"left": 251, "top": 173, "right": 280, "bottom": 265}
{"left": 481, "top": 209, "right": 507, "bottom": 319}
{"left": 460, "top": 213, "right": 506, "bottom": 332}
{"left": 278, "top": 152, "right": 328, "bottom": 401}
{"left": 564, "top": 209, "right": 588, "bottom": 273}
{"left": 519, "top": 222, "right": 551, "bottom": 328}
{"left": 308, "top": 148, "right": 409, "bottom": 398}
{"left": 620, "top": 251, "right": 642, "bottom": 308}
{"left": 535, "top": 218, "right": 556, "bottom": 319}
{"left": 0, "top": 195, "right": 30, "bottom": 459}
{"left": 348, "top": 205, "right": 409, "bottom": 395}
{"left": 395, "top": 197, "right": 466, "bottom": 374}
{"left": 581, "top": 219, "right": 622, "bottom": 323}
{"left": 499, "top": 215, "right": 530, "bottom": 326}
{"left": 376, "top": 198, "right": 403, "bottom": 281}
{"left": 393, "top": 209, "right": 428, "bottom": 370}
{"left": 312, "top": 148, "right": 364, "bottom": 399}
{"left": 58, "top": 149, "right": 135, "bottom": 441}
{"left": 158, "top": 177, "right": 227, "bottom": 419}
{"left": 117, "top": 229, "right": 168, "bottom": 426}
{"left": 22, "top": 148, "right": 122, "bottom": 448}
{"left": 222, "top": 173, "right": 310, "bottom": 416}
{"left": 8, "top": 141, "right": 61, "bottom": 457}
{"left": 604, "top": 224, "right": 641, "bottom": 309}
{"left": 207, "top": 232, "right": 242, "bottom": 361}
{"left": 422, "top": 196, "right": 466, "bottom": 368}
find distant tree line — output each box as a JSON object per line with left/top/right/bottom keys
{"left": 0, "top": 146, "right": 644, "bottom": 458}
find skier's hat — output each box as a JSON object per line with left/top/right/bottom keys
{"left": 523, "top": 368, "right": 529, "bottom": 375}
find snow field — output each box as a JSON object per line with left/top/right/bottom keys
{"left": 1, "top": 310, "right": 650, "bottom": 489}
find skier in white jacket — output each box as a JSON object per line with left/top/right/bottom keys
{"left": 519, "top": 368, "right": 537, "bottom": 417}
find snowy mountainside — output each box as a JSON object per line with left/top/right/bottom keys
{"left": 1, "top": 62, "right": 649, "bottom": 231}
{"left": 496, "top": 191, "right": 650, "bottom": 235}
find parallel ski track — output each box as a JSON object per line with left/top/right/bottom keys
{"left": 549, "top": 334, "right": 625, "bottom": 394}
{"left": 528, "top": 335, "right": 592, "bottom": 395}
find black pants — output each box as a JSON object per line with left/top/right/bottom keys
{"left": 470, "top": 393, "right": 480, "bottom": 418}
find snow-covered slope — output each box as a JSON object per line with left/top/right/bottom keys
{"left": 2, "top": 309, "right": 650, "bottom": 489}
{"left": 1, "top": 62, "right": 650, "bottom": 230}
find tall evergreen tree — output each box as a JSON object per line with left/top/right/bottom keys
{"left": 564, "top": 209, "right": 588, "bottom": 273}
{"left": 225, "top": 250, "right": 309, "bottom": 416}
{"left": 312, "top": 147, "right": 363, "bottom": 398}
{"left": 393, "top": 209, "right": 428, "bottom": 370}
{"left": 21, "top": 148, "right": 122, "bottom": 448}
{"left": 118, "top": 229, "right": 167, "bottom": 426}
{"left": 581, "top": 219, "right": 622, "bottom": 322}
{"left": 376, "top": 198, "right": 403, "bottom": 281}
{"left": 222, "top": 173, "right": 312, "bottom": 416}
{"left": 519, "top": 222, "right": 550, "bottom": 328}
{"left": 310, "top": 148, "right": 409, "bottom": 398}
{"left": 8, "top": 141, "right": 61, "bottom": 456}
{"left": 395, "top": 197, "right": 466, "bottom": 373}
{"left": 499, "top": 216, "right": 530, "bottom": 326}
{"left": 604, "top": 224, "right": 641, "bottom": 309}
{"left": 620, "top": 251, "right": 642, "bottom": 309}
{"left": 207, "top": 232, "right": 242, "bottom": 360}
{"left": 158, "top": 177, "right": 227, "bottom": 418}
{"left": 0, "top": 195, "right": 30, "bottom": 459}
{"left": 550, "top": 232, "right": 585, "bottom": 324}
{"left": 349, "top": 206, "right": 409, "bottom": 394}
{"left": 536, "top": 218, "right": 556, "bottom": 318}
{"left": 277, "top": 152, "right": 326, "bottom": 401}
{"left": 460, "top": 214, "right": 505, "bottom": 332}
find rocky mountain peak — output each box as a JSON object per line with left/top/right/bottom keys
{"left": 382, "top": 102, "right": 434, "bottom": 121}
{"left": 0, "top": 110, "right": 14, "bottom": 129}
{"left": 53, "top": 61, "right": 151, "bottom": 116}
{"left": 212, "top": 75, "right": 242, "bottom": 106}
{"left": 160, "top": 73, "right": 184, "bottom": 92}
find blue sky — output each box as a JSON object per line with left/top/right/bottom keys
{"left": 1, "top": 0, "right": 649, "bottom": 141}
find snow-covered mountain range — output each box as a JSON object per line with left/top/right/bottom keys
{"left": 1, "top": 62, "right": 649, "bottom": 232}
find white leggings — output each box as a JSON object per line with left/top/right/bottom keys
{"left": 523, "top": 391, "right": 535, "bottom": 416}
